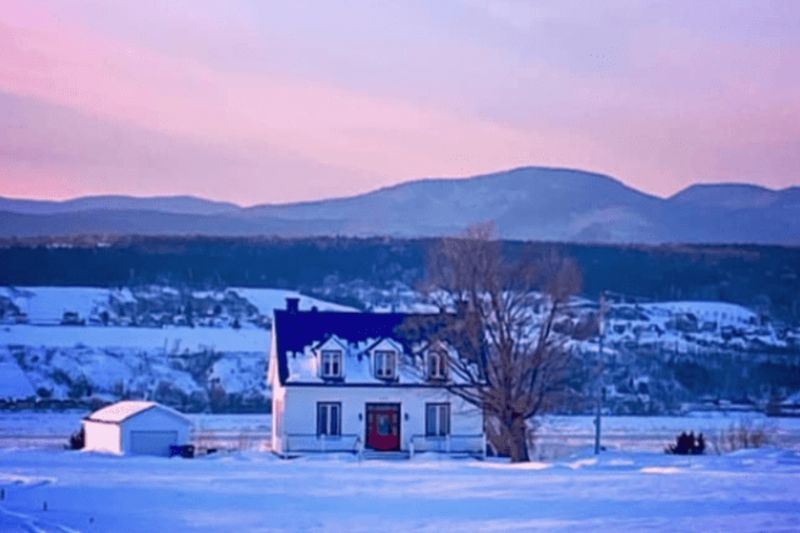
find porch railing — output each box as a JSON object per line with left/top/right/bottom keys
{"left": 281, "top": 433, "right": 362, "bottom": 453}
{"left": 409, "top": 434, "right": 486, "bottom": 457}
{"left": 278, "top": 432, "right": 486, "bottom": 458}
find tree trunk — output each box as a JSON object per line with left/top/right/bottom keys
{"left": 500, "top": 416, "right": 530, "bottom": 463}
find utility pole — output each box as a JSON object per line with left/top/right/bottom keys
{"left": 594, "top": 292, "right": 607, "bottom": 455}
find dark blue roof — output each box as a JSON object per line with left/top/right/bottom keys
{"left": 273, "top": 309, "right": 443, "bottom": 385}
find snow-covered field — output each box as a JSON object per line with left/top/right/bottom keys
{"left": 1, "top": 446, "right": 799, "bottom": 532}
{"left": 2, "top": 415, "right": 800, "bottom": 531}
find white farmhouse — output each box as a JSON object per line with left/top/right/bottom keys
{"left": 82, "top": 401, "right": 192, "bottom": 456}
{"left": 269, "top": 298, "right": 485, "bottom": 457}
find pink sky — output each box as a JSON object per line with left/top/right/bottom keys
{"left": 1, "top": 0, "right": 798, "bottom": 204}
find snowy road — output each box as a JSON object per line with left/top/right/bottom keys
{"left": 1, "top": 448, "right": 799, "bottom": 532}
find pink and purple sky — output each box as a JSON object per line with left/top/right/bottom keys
{"left": 1, "top": 0, "right": 798, "bottom": 204}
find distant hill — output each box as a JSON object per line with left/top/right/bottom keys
{"left": 1, "top": 167, "right": 798, "bottom": 244}
{"left": 0, "top": 194, "right": 239, "bottom": 216}
{"left": 669, "top": 183, "right": 800, "bottom": 209}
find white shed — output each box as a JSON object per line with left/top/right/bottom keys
{"left": 82, "top": 401, "right": 192, "bottom": 456}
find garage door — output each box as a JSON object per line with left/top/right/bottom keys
{"left": 129, "top": 430, "right": 178, "bottom": 456}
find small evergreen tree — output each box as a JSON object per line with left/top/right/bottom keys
{"left": 68, "top": 427, "right": 85, "bottom": 450}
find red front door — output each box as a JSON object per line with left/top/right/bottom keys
{"left": 365, "top": 403, "right": 401, "bottom": 451}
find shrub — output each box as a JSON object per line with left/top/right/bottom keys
{"left": 665, "top": 431, "right": 705, "bottom": 455}
{"left": 36, "top": 387, "right": 52, "bottom": 399}
{"left": 711, "top": 418, "right": 773, "bottom": 454}
{"left": 67, "top": 427, "right": 85, "bottom": 450}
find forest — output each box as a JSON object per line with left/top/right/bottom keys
{"left": 1, "top": 235, "right": 799, "bottom": 321}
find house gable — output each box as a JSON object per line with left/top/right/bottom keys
{"left": 313, "top": 335, "right": 348, "bottom": 380}
{"left": 423, "top": 340, "right": 452, "bottom": 381}
{"left": 312, "top": 335, "right": 349, "bottom": 354}
{"left": 364, "top": 337, "right": 404, "bottom": 381}
{"left": 364, "top": 337, "right": 404, "bottom": 356}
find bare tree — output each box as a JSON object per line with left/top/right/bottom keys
{"left": 407, "top": 223, "right": 582, "bottom": 462}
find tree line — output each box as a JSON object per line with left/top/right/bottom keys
{"left": 0, "top": 235, "right": 798, "bottom": 320}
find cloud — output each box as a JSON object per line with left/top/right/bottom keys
{"left": 0, "top": 3, "right": 574, "bottom": 201}
{"left": 0, "top": 1, "right": 797, "bottom": 201}
{"left": 0, "top": 91, "right": 373, "bottom": 203}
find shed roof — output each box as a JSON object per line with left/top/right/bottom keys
{"left": 86, "top": 401, "right": 190, "bottom": 424}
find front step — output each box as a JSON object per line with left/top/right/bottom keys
{"left": 361, "top": 450, "right": 410, "bottom": 460}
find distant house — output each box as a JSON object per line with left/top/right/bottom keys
{"left": 269, "top": 298, "right": 485, "bottom": 457}
{"left": 82, "top": 401, "right": 192, "bottom": 456}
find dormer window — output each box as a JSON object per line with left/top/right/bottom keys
{"left": 320, "top": 350, "right": 343, "bottom": 378}
{"left": 427, "top": 351, "right": 448, "bottom": 381}
{"left": 374, "top": 350, "right": 396, "bottom": 380}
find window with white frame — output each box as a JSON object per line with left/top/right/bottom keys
{"left": 374, "top": 350, "right": 396, "bottom": 379}
{"left": 316, "top": 402, "right": 341, "bottom": 436}
{"left": 427, "top": 350, "right": 447, "bottom": 380}
{"left": 320, "top": 350, "right": 343, "bottom": 378}
{"left": 425, "top": 403, "right": 450, "bottom": 437}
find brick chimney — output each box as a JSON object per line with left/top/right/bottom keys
{"left": 285, "top": 297, "right": 300, "bottom": 313}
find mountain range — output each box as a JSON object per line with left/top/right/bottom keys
{"left": 1, "top": 167, "right": 798, "bottom": 244}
